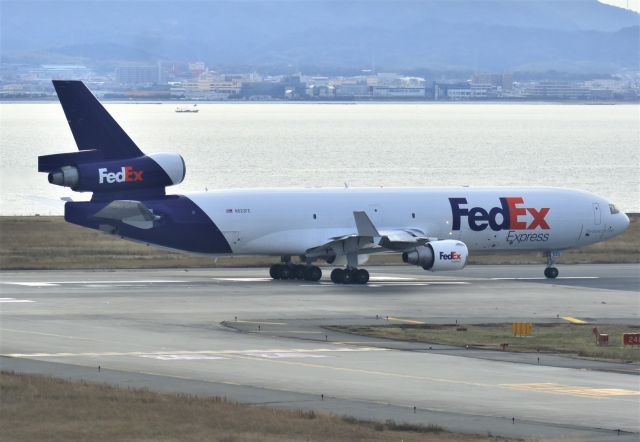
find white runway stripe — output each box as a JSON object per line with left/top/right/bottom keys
{"left": 490, "top": 277, "right": 599, "bottom": 280}
{"left": 3, "top": 347, "right": 388, "bottom": 358}
{"left": 0, "top": 297, "right": 35, "bottom": 303}
{"left": 1, "top": 280, "right": 186, "bottom": 287}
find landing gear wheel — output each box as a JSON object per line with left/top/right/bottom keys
{"left": 544, "top": 267, "right": 559, "bottom": 279}
{"left": 354, "top": 269, "right": 369, "bottom": 284}
{"left": 330, "top": 268, "right": 344, "bottom": 283}
{"left": 294, "top": 265, "right": 306, "bottom": 280}
{"left": 342, "top": 269, "right": 354, "bottom": 284}
{"left": 269, "top": 264, "right": 281, "bottom": 279}
{"left": 304, "top": 266, "right": 322, "bottom": 282}
{"left": 279, "top": 265, "right": 292, "bottom": 280}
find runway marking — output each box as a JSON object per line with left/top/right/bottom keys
{"left": 232, "top": 320, "right": 287, "bottom": 325}
{"left": 231, "top": 354, "right": 497, "bottom": 390}
{"left": 333, "top": 341, "right": 401, "bottom": 345}
{"left": 0, "top": 297, "right": 35, "bottom": 303}
{"left": 490, "top": 277, "right": 599, "bottom": 281}
{"left": 212, "top": 278, "right": 272, "bottom": 282}
{"left": 502, "top": 383, "right": 640, "bottom": 398}
{"left": 3, "top": 347, "right": 387, "bottom": 359}
{"left": 239, "top": 352, "right": 328, "bottom": 359}
{"left": 369, "top": 276, "right": 419, "bottom": 281}
{"left": 386, "top": 316, "right": 425, "bottom": 324}
{"left": 0, "top": 328, "right": 108, "bottom": 341}
{"left": 300, "top": 282, "right": 469, "bottom": 287}
{"left": 140, "top": 354, "right": 229, "bottom": 361}
{"left": 562, "top": 316, "right": 588, "bottom": 324}
{"left": 2, "top": 280, "right": 187, "bottom": 285}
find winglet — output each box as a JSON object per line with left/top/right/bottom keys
{"left": 353, "top": 211, "right": 381, "bottom": 237}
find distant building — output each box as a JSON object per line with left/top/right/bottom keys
{"left": 29, "top": 65, "right": 92, "bottom": 81}
{"left": 524, "top": 81, "right": 591, "bottom": 100}
{"left": 179, "top": 71, "right": 242, "bottom": 98}
{"left": 116, "top": 66, "right": 159, "bottom": 85}
{"left": 472, "top": 73, "right": 513, "bottom": 91}
{"left": 334, "top": 83, "right": 370, "bottom": 98}
{"left": 188, "top": 61, "right": 207, "bottom": 77}
{"left": 372, "top": 86, "right": 425, "bottom": 98}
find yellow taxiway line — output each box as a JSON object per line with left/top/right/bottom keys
{"left": 386, "top": 316, "right": 425, "bottom": 324}
{"left": 561, "top": 316, "right": 588, "bottom": 324}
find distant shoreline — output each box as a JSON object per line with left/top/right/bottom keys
{"left": 0, "top": 215, "right": 637, "bottom": 270}
{"left": 1, "top": 99, "right": 638, "bottom": 105}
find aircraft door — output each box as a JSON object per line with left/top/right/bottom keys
{"left": 592, "top": 203, "right": 602, "bottom": 225}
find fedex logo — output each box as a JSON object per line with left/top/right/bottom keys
{"left": 439, "top": 251, "right": 462, "bottom": 260}
{"left": 449, "top": 197, "right": 550, "bottom": 232}
{"left": 98, "top": 166, "right": 144, "bottom": 184}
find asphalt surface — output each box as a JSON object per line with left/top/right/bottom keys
{"left": 1, "top": 264, "right": 639, "bottom": 441}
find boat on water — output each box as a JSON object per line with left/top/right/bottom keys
{"left": 175, "top": 104, "right": 199, "bottom": 113}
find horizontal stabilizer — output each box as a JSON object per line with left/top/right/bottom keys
{"left": 53, "top": 80, "right": 144, "bottom": 159}
{"left": 92, "top": 200, "right": 160, "bottom": 229}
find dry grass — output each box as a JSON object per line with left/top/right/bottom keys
{"left": 0, "top": 371, "right": 512, "bottom": 442}
{"left": 0, "top": 214, "right": 637, "bottom": 270}
{"left": 327, "top": 323, "right": 640, "bottom": 363}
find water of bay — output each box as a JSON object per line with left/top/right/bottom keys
{"left": 0, "top": 102, "right": 638, "bottom": 215}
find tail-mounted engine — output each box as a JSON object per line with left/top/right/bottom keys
{"left": 402, "top": 240, "right": 469, "bottom": 271}
{"left": 39, "top": 151, "right": 185, "bottom": 194}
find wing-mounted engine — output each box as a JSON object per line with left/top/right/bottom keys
{"left": 402, "top": 239, "right": 469, "bottom": 271}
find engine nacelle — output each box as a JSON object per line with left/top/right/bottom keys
{"left": 46, "top": 153, "right": 185, "bottom": 192}
{"left": 402, "top": 240, "right": 468, "bottom": 271}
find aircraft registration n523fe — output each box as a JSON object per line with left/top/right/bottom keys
{"left": 39, "top": 81, "right": 630, "bottom": 284}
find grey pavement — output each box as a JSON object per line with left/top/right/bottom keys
{"left": 1, "top": 264, "right": 639, "bottom": 440}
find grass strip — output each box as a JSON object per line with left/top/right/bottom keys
{"left": 0, "top": 371, "right": 511, "bottom": 442}
{"left": 0, "top": 214, "right": 638, "bottom": 270}
{"left": 327, "top": 323, "right": 640, "bottom": 363}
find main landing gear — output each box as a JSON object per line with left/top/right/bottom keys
{"left": 269, "top": 263, "right": 322, "bottom": 282}
{"left": 544, "top": 251, "right": 560, "bottom": 279}
{"left": 330, "top": 268, "right": 369, "bottom": 285}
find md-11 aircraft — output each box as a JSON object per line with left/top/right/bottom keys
{"left": 39, "top": 81, "right": 630, "bottom": 284}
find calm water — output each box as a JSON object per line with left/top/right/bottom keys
{"left": 1, "top": 102, "right": 638, "bottom": 215}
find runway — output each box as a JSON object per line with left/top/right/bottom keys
{"left": 1, "top": 264, "right": 639, "bottom": 440}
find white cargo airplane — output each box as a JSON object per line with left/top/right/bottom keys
{"left": 39, "top": 81, "right": 630, "bottom": 284}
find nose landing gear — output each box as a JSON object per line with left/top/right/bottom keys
{"left": 544, "top": 251, "right": 560, "bottom": 279}
{"left": 544, "top": 267, "right": 559, "bottom": 279}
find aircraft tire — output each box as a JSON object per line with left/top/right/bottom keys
{"left": 269, "top": 264, "right": 281, "bottom": 279}
{"left": 354, "top": 269, "right": 369, "bottom": 284}
{"left": 305, "top": 266, "right": 322, "bottom": 282}
{"left": 342, "top": 269, "right": 354, "bottom": 284}
{"left": 294, "top": 265, "right": 306, "bottom": 280}
{"left": 330, "top": 268, "right": 344, "bottom": 283}
{"left": 544, "top": 267, "right": 559, "bottom": 279}
{"left": 279, "top": 265, "right": 292, "bottom": 280}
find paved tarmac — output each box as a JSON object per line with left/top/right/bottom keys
{"left": 1, "top": 264, "right": 639, "bottom": 440}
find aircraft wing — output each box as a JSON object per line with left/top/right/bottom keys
{"left": 92, "top": 200, "right": 160, "bottom": 230}
{"left": 304, "top": 211, "right": 432, "bottom": 261}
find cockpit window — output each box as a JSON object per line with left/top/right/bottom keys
{"left": 609, "top": 204, "right": 620, "bottom": 214}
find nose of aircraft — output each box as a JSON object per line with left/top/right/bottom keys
{"left": 621, "top": 211, "right": 630, "bottom": 231}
